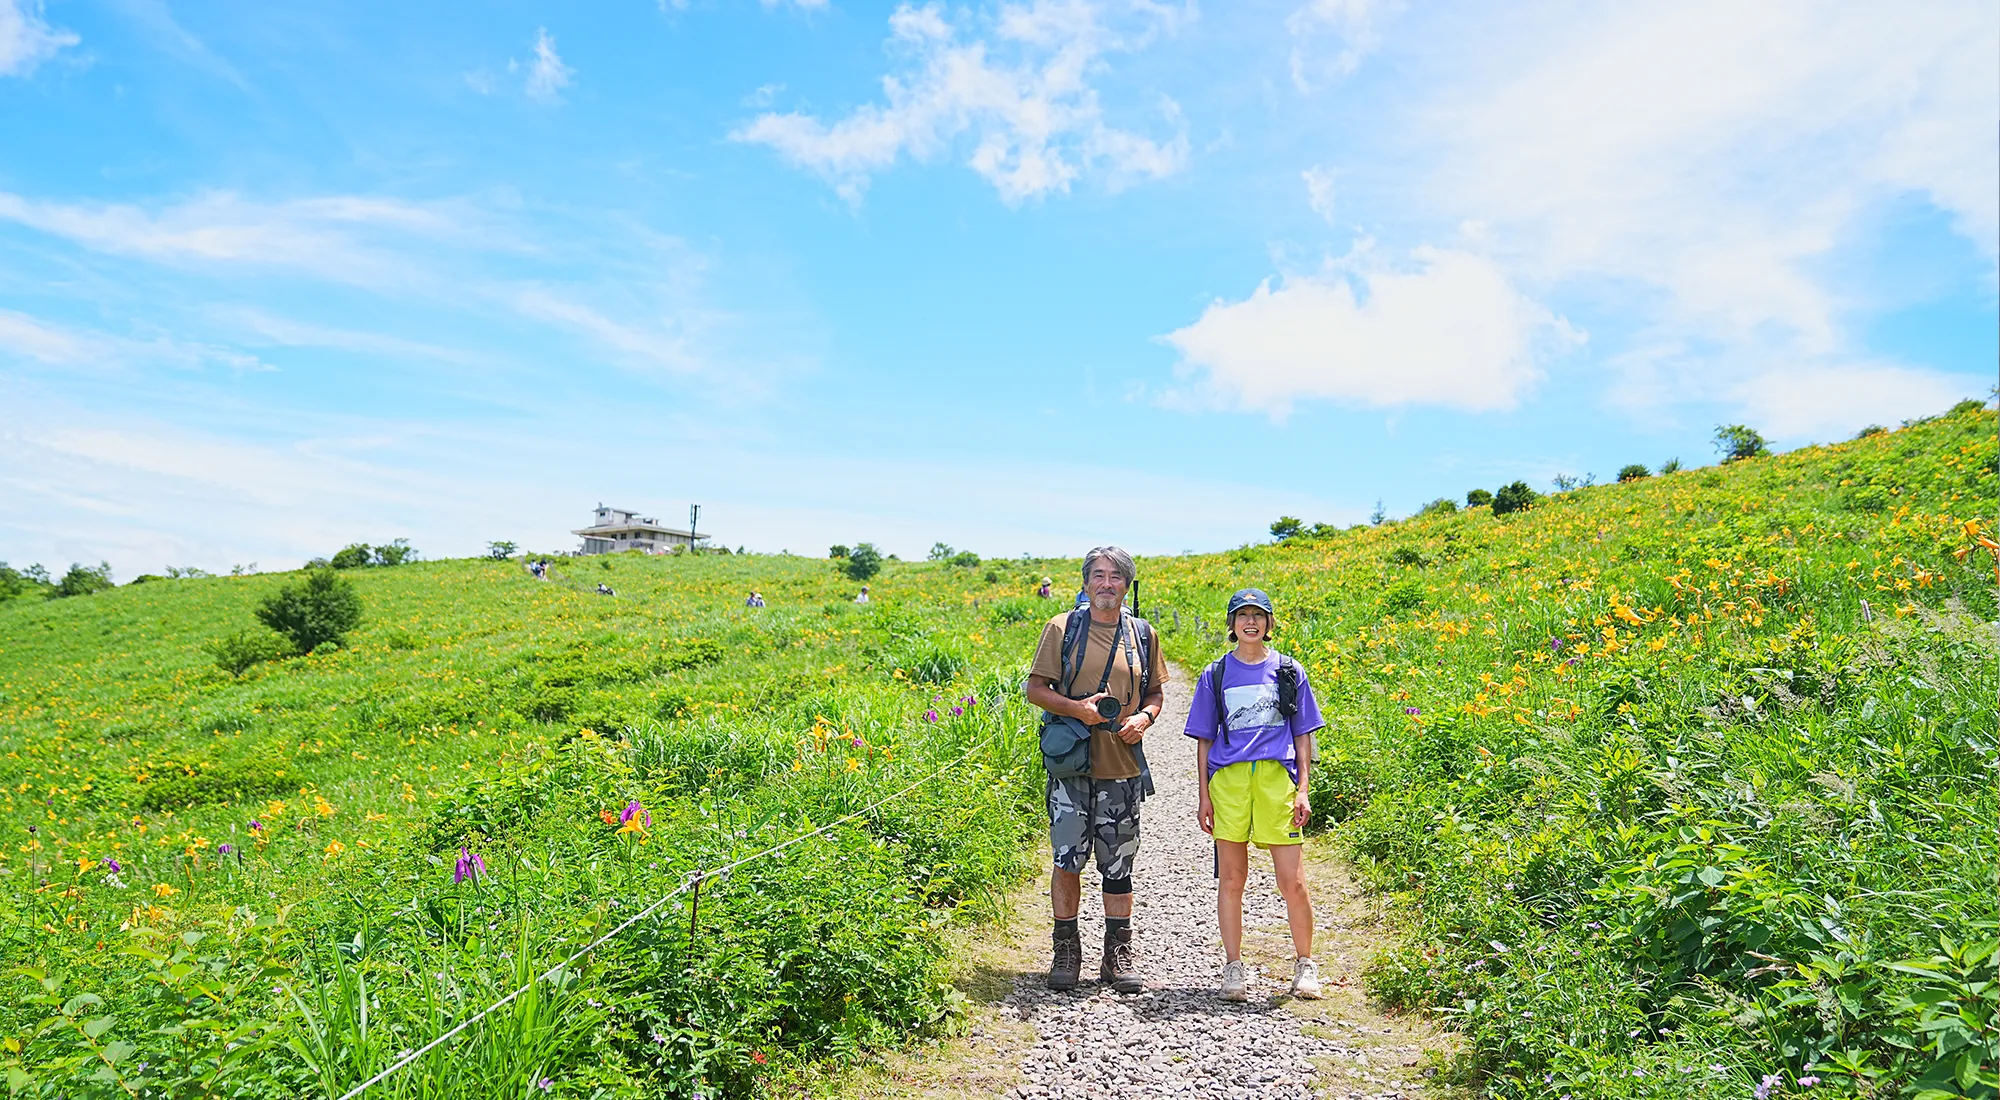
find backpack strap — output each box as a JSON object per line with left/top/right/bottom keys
{"left": 1208, "top": 657, "right": 1230, "bottom": 748}
{"left": 1133, "top": 617, "right": 1155, "bottom": 705}
{"left": 1057, "top": 608, "right": 1090, "bottom": 697}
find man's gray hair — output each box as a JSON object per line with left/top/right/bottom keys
{"left": 1081, "top": 546, "right": 1136, "bottom": 585}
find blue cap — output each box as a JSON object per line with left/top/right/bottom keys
{"left": 1226, "top": 588, "right": 1274, "bottom": 617}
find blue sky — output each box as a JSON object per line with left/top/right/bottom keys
{"left": 2, "top": 0, "right": 1994, "bottom": 576}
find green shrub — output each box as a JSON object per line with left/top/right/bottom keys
{"left": 987, "top": 597, "right": 1042, "bottom": 624}
{"left": 1617, "top": 464, "right": 1650, "bottom": 482}
{"left": 829, "top": 544, "right": 849, "bottom": 559}
{"left": 1714, "top": 423, "right": 1770, "bottom": 462}
{"left": 255, "top": 569, "right": 363, "bottom": 653}
{"left": 53, "top": 562, "right": 114, "bottom": 598}
{"left": 1658, "top": 457, "right": 1683, "bottom": 474}
{"left": 1854, "top": 424, "right": 1887, "bottom": 439}
{"left": 1380, "top": 578, "right": 1425, "bottom": 616}
{"left": 1270, "top": 516, "right": 1305, "bottom": 540}
{"left": 844, "top": 543, "right": 882, "bottom": 582}
{"left": 134, "top": 753, "right": 295, "bottom": 810}
{"left": 1389, "top": 546, "right": 1430, "bottom": 568}
{"left": 329, "top": 543, "right": 372, "bottom": 569}
{"left": 1416, "top": 498, "right": 1457, "bottom": 517}
{"left": 0, "top": 562, "right": 53, "bottom": 601}
{"left": 1949, "top": 398, "right": 1986, "bottom": 416}
{"left": 948, "top": 551, "right": 980, "bottom": 568}
{"left": 372, "top": 538, "right": 416, "bottom": 566}
{"left": 205, "top": 628, "right": 294, "bottom": 675}
{"left": 1491, "top": 480, "right": 1540, "bottom": 515}
{"left": 1466, "top": 488, "right": 1493, "bottom": 508}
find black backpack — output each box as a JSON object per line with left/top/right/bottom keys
{"left": 1203, "top": 652, "right": 1300, "bottom": 748}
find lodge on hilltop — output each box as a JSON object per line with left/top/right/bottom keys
{"left": 572, "top": 504, "right": 701, "bottom": 555}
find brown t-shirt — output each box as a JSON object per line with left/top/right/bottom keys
{"left": 1030, "top": 611, "right": 1171, "bottom": 780}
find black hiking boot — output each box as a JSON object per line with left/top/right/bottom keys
{"left": 1100, "top": 925, "right": 1143, "bottom": 993}
{"left": 1047, "top": 924, "right": 1083, "bottom": 991}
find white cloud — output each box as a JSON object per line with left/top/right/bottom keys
{"left": 0, "top": 190, "right": 457, "bottom": 285}
{"left": 1731, "top": 364, "right": 1977, "bottom": 441}
{"left": 1286, "top": 0, "right": 1388, "bottom": 91}
{"left": 1162, "top": 247, "right": 1581, "bottom": 417}
{"left": 1410, "top": 0, "right": 1997, "bottom": 349}
{"left": 0, "top": 0, "right": 77, "bottom": 76}
{"left": 509, "top": 288, "right": 700, "bottom": 377}
{"left": 733, "top": 0, "right": 1189, "bottom": 204}
{"left": 0, "top": 309, "right": 90, "bottom": 362}
{"left": 521, "top": 27, "right": 572, "bottom": 103}
{"left": 0, "top": 308, "right": 275, "bottom": 373}
{"left": 1301, "top": 164, "right": 1335, "bottom": 223}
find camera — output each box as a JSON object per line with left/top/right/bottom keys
{"left": 1094, "top": 696, "right": 1121, "bottom": 721}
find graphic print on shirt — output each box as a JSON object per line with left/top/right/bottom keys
{"left": 1222, "top": 682, "right": 1279, "bottom": 731}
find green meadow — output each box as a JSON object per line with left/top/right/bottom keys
{"left": 1, "top": 403, "right": 1993, "bottom": 1099}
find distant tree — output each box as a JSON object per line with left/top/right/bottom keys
{"left": 0, "top": 562, "right": 54, "bottom": 602}
{"left": 256, "top": 569, "right": 363, "bottom": 654}
{"left": 1618, "top": 464, "right": 1651, "bottom": 482}
{"left": 1309, "top": 522, "right": 1342, "bottom": 538}
{"left": 1417, "top": 498, "right": 1457, "bottom": 517}
{"left": 487, "top": 540, "right": 518, "bottom": 560}
{"left": 1466, "top": 489, "right": 1493, "bottom": 508}
{"left": 1492, "top": 481, "right": 1540, "bottom": 516}
{"left": 1854, "top": 425, "right": 1886, "bottom": 439}
{"left": 373, "top": 539, "right": 416, "bottom": 566}
{"left": 230, "top": 563, "right": 257, "bottom": 576}
{"left": 53, "top": 562, "right": 114, "bottom": 598}
{"left": 1551, "top": 473, "right": 1581, "bottom": 492}
{"left": 1714, "top": 424, "right": 1770, "bottom": 463}
{"left": 928, "top": 542, "right": 955, "bottom": 562}
{"left": 330, "top": 543, "right": 373, "bottom": 569}
{"left": 844, "top": 543, "right": 883, "bottom": 582}
{"left": 1369, "top": 500, "right": 1387, "bottom": 525}
{"left": 166, "top": 565, "right": 212, "bottom": 579}
{"left": 828, "top": 545, "right": 850, "bottom": 559}
{"left": 1658, "top": 458, "right": 1683, "bottom": 474}
{"left": 1269, "top": 516, "right": 1305, "bottom": 540}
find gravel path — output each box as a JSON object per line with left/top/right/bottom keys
{"left": 995, "top": 670, "right": 1382, "bottom": 1100}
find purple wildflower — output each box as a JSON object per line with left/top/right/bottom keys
{"left": 248, "top": 819, "right": 262, "bottom": 830}
{"left": 1549, "top": 638, "right": 1563, "bottom": 651}
{"left": 620, "top": 800, "right": 651, "bottom": 827}
{"left": 951, "top": 706, "right": 964, "bottom": 717}
{"left": 1798, "top": 1078, "right": 1819, "bottom": 1088}
{"left": 538, "top": 1078, "right": 553, "bottom": 1091}
{"left": 1404, "top": 706, "right": 1421, "bottom": 716}
{"left": 217, "top": 843, "right": 234, "bottom": 855}
{"left": 923, "top": 708, "right": 939, "bottom": 723}
{"left": 454, "top": 847, "right": 486, "bottom": 884}
{"left": 1755, "top": 1073, "right": 1782, "bottom": 1100}
{"left": 1565, "top": 656, "right": 1581, "bottom": 666}
{"left": 102, "top": 857, "right": 122, "bottom": 873}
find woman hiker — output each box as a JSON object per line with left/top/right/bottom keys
{"left": 1185, "top": 587, "right": 1326, "bottom": 1001}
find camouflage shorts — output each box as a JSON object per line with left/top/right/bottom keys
{"left": 1047, "top": 776, "right": 1143, "bottom": 884}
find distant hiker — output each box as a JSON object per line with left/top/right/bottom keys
{"left": 596, "top": 583, "right": 615, "bottom": 596}
{"left": 854, "top": 585, "right": 870, "bottom": 604}
{"left": 1073, "top": 587, "right": 1090, "bottom": 610}
{"left": 1037, "top": 576, "right": 1053, "bottom": 599}
{"left": 1024, "top": 546, "right": 1167, "bottom": 993}
{"left": 1186, "top": 588, "right": 1326, "bottom": 1002}
{"left": 745, "top": 591, "right": 766, "bottom": 608}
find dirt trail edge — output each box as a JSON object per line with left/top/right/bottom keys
{"left": 827, "top": 666, "right": 1455, "bottom": 1100}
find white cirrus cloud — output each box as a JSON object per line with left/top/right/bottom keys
{"left": 0, "top": 190, "right": 461, "bottom": 286}
{"left": 732, "top": 0, "right": 1190, "bottom": 204}
{"left": 0, "top": 308, "right": 275, "bottom": 373}
{"left": 1287, "top": 0, "right": 1389, "bottom": 91}
{"left": 519, "top": 27, "right": 572, "bottom": 103}
{"left": 1162, "top": 247, "right": 1582, "bottom": 417}
{"left": 0, "top": 0, "right": 78, "bottom": 77}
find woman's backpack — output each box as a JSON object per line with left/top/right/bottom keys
{"left": 1204, "top": 653, "right": 1300, "bottom": 748}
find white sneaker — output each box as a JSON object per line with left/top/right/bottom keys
{"left": 1219, "top": 959, "right": 1250, "bottom": 1002}
{"left": 1290, "top": 956, "right": 1323, "bottom": 999}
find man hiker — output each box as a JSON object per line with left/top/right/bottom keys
{"left": 1024, "top": 546, "right": 1168, "bottom": 992}
{"left": 854, "top": 585, "right": 870, "bottom": 604}
{"left": 1186, "top": 588, "right": 1326, "bottom": 1001}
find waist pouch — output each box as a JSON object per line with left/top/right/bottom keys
{"left": 1040, "top": 714, "right": 1094, "bottom": 780}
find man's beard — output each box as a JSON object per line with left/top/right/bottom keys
{"left": 1091, "top": 590, "right": 1122, "bottom": 610}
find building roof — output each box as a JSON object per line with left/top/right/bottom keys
{"left": 574, "top": 522, "right": 696, "bottom": 538}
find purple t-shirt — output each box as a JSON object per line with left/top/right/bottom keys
{"left": 1184, "top": 651, "right": 1326, "bottom": 783}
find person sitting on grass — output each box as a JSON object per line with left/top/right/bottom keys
{"left": 1186, "top": 587, "right": 1326, "bottom": 1002}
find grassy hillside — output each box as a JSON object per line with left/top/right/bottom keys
{"left": 1143, "top": 405, "right": 1997, "bottom": 1098}
{"left": 3, "top": 405, "right": 1992, "bottom": 1099}
{"left": 0, "top": 553, "right": 1064, "bottom": 1098}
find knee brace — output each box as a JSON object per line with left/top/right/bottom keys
{"left": 1102, "top": 875, "right": 1132, "bottom": 895}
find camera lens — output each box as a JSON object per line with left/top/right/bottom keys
{"left": 1094, "top": 697, "right": 1120, "bottom": 720}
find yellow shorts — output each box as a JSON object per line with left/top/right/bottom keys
{"left": 1208, "top": 760, "right": 1301, "bottom": 848}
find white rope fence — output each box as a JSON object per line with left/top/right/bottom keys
{"left": 331, "top": 721, "right": 1008, "bottom": 1099}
